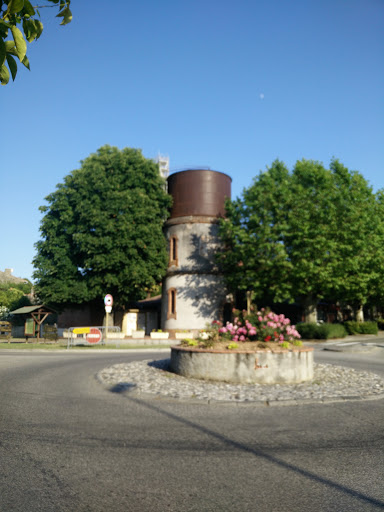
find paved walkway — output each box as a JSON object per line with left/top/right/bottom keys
{"left": 304, "top": 332, "right": 384, "bottom": 352}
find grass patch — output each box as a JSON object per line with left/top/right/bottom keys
{"left": 0, "top": 342, "right": 67, "bottom": 350}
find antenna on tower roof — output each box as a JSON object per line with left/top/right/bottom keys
{"left": 155, "top": 154, "right": 170, "bottom": 181}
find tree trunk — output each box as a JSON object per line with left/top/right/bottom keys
{"left": 336, "top": 303, "right": 343, "bottom": 323}
{"left": 246, "top": 291, "right": 255, "bottom": 314}
{"left": 303, "top": 296, "right": 318, "bottom": 323}
{"left": 355, "top": 305, "right": 364, "bottom": 322}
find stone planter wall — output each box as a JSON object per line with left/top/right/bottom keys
{"left": 132, "top": 330, "right": 145, "bottom": 338}
{"left": 170, "top": 346, "right": 314, "bottom": 384}
{"left": 150, "top": 332, "right": 170, "bottom": 340}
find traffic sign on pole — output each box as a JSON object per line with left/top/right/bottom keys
{"left": 86, "top": 327, "right": 102, "bottom": 344}
{"left": 104, "top": 295, "right": 113, "bottom": 340}
{"left": 104, "top": 294, "right": 113, "bottom": 307}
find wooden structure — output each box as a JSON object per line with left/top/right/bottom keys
{"left": 10, "top": 305, "right": 56, "bottom": 342}
{"left": 43, "top": 324, "right": 58, "bottom": 341}
{"left": 0, "top": 321, "right": 12, "bottom": 343}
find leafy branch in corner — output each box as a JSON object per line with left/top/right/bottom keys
{"left": 0, "top": 0, "right": 72, "bottom": 85}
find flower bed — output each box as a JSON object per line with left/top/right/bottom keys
{"left": 217, "top": 308, "right": 301, "bottom": 346}
{"left": 171, "top": 308, "right": 313, "bottom": 384}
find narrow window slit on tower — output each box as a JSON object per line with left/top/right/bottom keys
{"left": 169, "top": 236, "right": 178, "bottom": 266}
{"left": 167, "top": 288, "right": 177, "bottom": 319}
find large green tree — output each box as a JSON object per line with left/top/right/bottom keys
{"left": 325, "top": 160, "right": 384, "bottom": 318}
{"left": 33, "top": 146, "right": 172, "bottom": 310}
{"left": 0, "top": 0, "right": 72, "bottom": 85}
{"left": 217, "top": 159, "right": 384, "bottom": 321}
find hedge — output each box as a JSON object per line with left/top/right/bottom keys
{"left": 296, "top": 323, "right": 347, "bottom": 340}
{"left": 343, "top": 321, "right": 378, "bottom": 335}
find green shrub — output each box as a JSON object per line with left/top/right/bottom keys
{"left": 297, "top": 322, "right": 347, "bottom": 340}
{"left": 344, "top": 321, "right": 378, "bottom": 335}
{"left": 182, "top": 338, "right": 198, "bottom": 347}
{"left": 318, "top": 323, "right": 348, "bottom": 339}
{"left": 296, "top": 323, "right": 318, "bottom": 339}
{"left": 376, "top": 318, "right": 384, "bottom": 331}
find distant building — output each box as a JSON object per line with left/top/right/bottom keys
{"left": 0, "top": 268, "right": 28, "bottom": 285}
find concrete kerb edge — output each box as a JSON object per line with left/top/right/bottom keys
{"left": 207, "top": 393, "right": 384, "bottom": 407}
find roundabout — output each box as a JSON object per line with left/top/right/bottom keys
{"left": 1, "top": 349, "right": 384, "bottom": 511}
{"left": 97, "top": 355, "right": 384, "bottom": 404}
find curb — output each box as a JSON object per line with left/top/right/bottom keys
{"left": 118, "top": 388, "right": 384, "bottom": 407}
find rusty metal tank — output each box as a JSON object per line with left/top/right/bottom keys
{"left": 167, "top": 169, "right": 232, "bottom": 219}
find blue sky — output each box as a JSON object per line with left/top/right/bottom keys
{"left": 1, "top": 0, "right": 383, "bottom": 282}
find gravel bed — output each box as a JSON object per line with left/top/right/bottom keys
{"left": 97, "top": 359, "right": 384, "bottom": 405}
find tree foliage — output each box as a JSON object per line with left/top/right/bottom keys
{"left": 33, "top": 146, "right": 172, "bottom": 310}
{"left": 217, "top": 159, "right": 384, "bottom": 313}
{"left": 0, "top": 284, "right": 23, "bottom": 309}
{"left": 0, "top": 0, "right": 72, "bottom": 85}
{"left": 0, "top": 281, "right": 32, "bottom": 318}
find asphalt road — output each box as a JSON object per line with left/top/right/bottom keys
{"left": 0, "top": 348, "right": 383, "bottom": 512}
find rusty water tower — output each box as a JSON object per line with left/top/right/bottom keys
{"left": 161, "top": 169, "right": 232, "bottom": 334}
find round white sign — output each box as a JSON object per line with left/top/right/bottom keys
{"left": 104, "top": 294, "right": 113, "bottom": 307}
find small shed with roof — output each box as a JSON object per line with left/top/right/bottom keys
{"left": 10, "top": 305, "right": 57, "bottom": 341}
